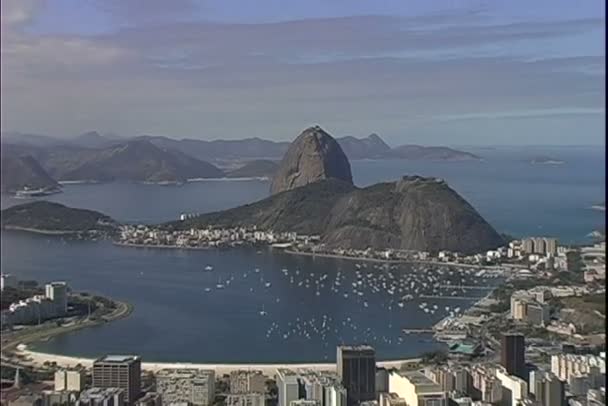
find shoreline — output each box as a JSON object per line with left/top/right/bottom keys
{"left": 15, "top": 348, "right": 420, "bottom": 375}
{"left": 2, "top": 226, "right": 80, "bottom": 235}
{"left": 3, "top": 299, "right": 133, "bottom": 354}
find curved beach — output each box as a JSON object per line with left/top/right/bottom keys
{"left": 16, "top": 348, "right": 419, "bottom": 375}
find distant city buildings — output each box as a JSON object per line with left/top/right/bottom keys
{"left": 92, "top": 355, "right": 141, "bottom": 405}
{"left": 134, "top": 392, "right": 162, "bottom": 406}
{"left": 495, "top": 366, "right": 528, "bottom": 406}
{"left": 510, "top": 289, "right": 550, "bottom": 326}
{"left": 529, "top": 370, "right": 565, "bottom": 406}
{"left": 337, "top": 345, "right": 376, "bottom": 406}
{"left": 1, "top": 281, "right": 70, "bottom": 327}
{"left": 156, "top": 368, "right": 215, "bottom": 406}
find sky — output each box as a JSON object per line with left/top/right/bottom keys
{"left": 0, "top": 0, "right": 605, "bottom": 145}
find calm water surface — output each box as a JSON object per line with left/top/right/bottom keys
{"left": 0, "top": 148, "right": 604, "bottom": 362}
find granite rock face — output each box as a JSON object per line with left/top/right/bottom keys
{"left": 270, "top": 126, "right": 353, "bottom": 194}
{"left": 323, "top": 176, "right": 505, "bottom": 254}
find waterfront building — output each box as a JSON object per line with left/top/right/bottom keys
{"left": 495, "top": 367, "right": 528, "bottom": 406}
{"left": 277, "top": 369, "right": 302, "bottom": 406}
{"left": 54, "top": 369, "right": 85, "bottom": 392}
{"left": 92, "top": 355, "right": 141, "bottom": 405}
{"left": 276, "top": 369, "right": 346, "bottom": 406}
{"left": 500, "top": 333, "right": 526, "bottom": 380}
{"left": 336, "top": 345, "right": 376, "bottom": 406}
{"left": 0, "top": 273, "right": 17, "bottom": 291}
{"left": 77, "top": 387, "right": 125, "bottom": 406}
{"left": 134, "top": 392, "right": 162, "bottom": 406}
{"left": 156, "top": 368, "right": 215, "bottom": 406}
{"left": 532, "top": 238, "right": 546, "bottom": 255}
{"left": 388, "top": 370, "right": 447, "bottom": 406}
{"left": 45, "top": 281, "right": 68, "bottom": 316}
{"left": 230, "top": 370, "right": 267, "bottom": 394}
{"left": 226, "top": 393, "right": 266, "bottom": 406}
{"left": 2, "top": 294, "right": 61, "bottom": 326}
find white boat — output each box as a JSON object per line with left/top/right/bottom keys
{"left": 259, "top": 305, "right": 267, "bottom": 316}
{"left": 265, "top": 282, "right": 272, "bottom": 288}
{"left": 216, "top": 276, "right": 225, "bottom": 289}
{"left": 204, "top": 265, "right": 213, "bottom": 271}
{"left": 204, "top": 288, "right": 211, "bottom": 292}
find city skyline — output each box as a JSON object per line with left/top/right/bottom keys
{"left": 0, "top": 0, "right": 605, "bottom": 146}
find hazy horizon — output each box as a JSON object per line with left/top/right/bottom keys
{"left": 1, "top": 0, "right": 605, "bottom": 146}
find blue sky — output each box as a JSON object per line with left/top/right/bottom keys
{"left": 0, "top": 0, "right": 604, "bottom": 145}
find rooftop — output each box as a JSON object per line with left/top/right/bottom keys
{"left": 96, "top": 355, "right": 140, "bottom": 363}
{"left": 394, "top": 371, "right": 443, "bottom": 393}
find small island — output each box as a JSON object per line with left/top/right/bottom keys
{"left": 0, "top": 201, "right": 119, "bottom": 237}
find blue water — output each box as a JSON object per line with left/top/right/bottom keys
{"left": 0, "top": 147, "right": 604, "bottom": 362}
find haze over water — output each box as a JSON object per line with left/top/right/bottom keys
{"left": 0, "top": 148, "right": 604, "bottom": 362}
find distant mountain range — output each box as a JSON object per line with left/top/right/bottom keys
{"left": 0, "top": 130, "right": 481, "bottom": 188}
{"left": 0, "top": 153, "right": 59, "bottom": 193}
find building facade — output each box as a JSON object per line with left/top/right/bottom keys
{"left": 92, "top": 355, "right": 141, "bottom": 405}
{"left": 156, "top": 368, "right": 215, "bottom": 406}
{"left": 336, "top": 346, "right": 376, "bottom": 406}
{"left": 500, "top": 334, "right": 526, "bottom": 380}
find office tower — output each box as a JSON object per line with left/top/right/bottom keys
{"left": 55, "top": 369, "right": 85, "bottom": 392}
{"left": 156, "top": 368, "right": 215, "bottom": 406}
{"left": 375, "top": 368, "right": 389, "bottom": 395}
{"left": 277, "top": 369, "right": 303, "bottom": 406}
{"left": 45, "top": 281, "right": 68, "bottom": 315}
{"left": 276, "top": 369, "right": 346, "bottom": 406}
{"left": 92, "top": 355, "right": 141, "bottom": 405}
{"left": 522, "top": 239, "right": 534, "bottom": 254}
{"left": 337, "top": 345, "right": 376, "bottom": 406}
{"left": 495, "top": 367, "right": 528, "bottom": 406}
{"left": 501, "top": 333, "right": 526, "bottom": 379}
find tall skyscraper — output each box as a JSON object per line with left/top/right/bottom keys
{"left": 336, "top": 345, "right": 376, "bottom": 406}
{"left": 45, "top": 281, "right": 68, "bottom": 315}
{"left": 501, "top": 333, "right": 526, "bottom": 380}
{"left": 92, "top": 355, "right": 141, "bottom": 405}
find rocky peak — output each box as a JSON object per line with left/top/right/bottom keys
{"left": 270, "top": 126, "right": 353, "bottom": 194}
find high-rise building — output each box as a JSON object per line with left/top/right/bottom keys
{"left": 230, "top": 370, "right": 267, "bottom": 394}
{"left": 156, "top": 368, "right": 215, "bottom": 406}
{"left": 387, "top": 370, "right": 447, "bottom": 406}
{"left": 337, "top": 345, "right": 376, "bottom": 406}
{"left": 77, "top": 387, "right": 125, "bottom": 406}
{"left": 276, "top": 369, "right": 346, "bottom": 406}
{"left": 532, "top": 238, "right": 546, "bottom": 255}
{"left": 54, "top": 369, "right": 85, "bottom": 392}
{"left": 92, "top": 355, "right": 141, "bottom": 405}
{"left": 375, "top": 368, "right": 389, "bottom": 395}
{"left": 544, "top": 238, "right": 558, "bottom": 256}
{"left": 45, "top": 281, "right": 68, "bottom": 316}
{"left": 530, "top": 370, "right": 564, "bottom": 406}
{"left": 501, "top": 334, "right": 526, "bottom": 380}
{"left": 495, "top": 367, "right": 528, "bottom": 406}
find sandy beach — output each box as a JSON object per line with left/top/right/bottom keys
{"left": 17, "top": 348, "right": 419, "bottom": 376}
